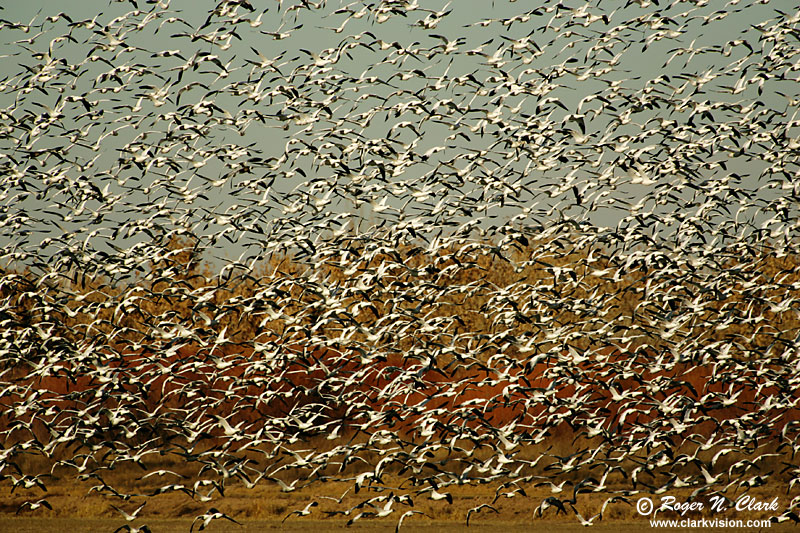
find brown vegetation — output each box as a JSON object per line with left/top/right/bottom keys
{"left": 2, "top": 235, "right": 800, "bottom": 523}
{"left": 3, "top": 236, "right": 799, "bottom": 445}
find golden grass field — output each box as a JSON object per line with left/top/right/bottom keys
{"left": 2, "top": 466, "right": 793, "bottom": 532}
{"left": 1, "top": 422, "right": 795, "bottom": 531}
{"left": 2, "top": 518, "right": 796, "bottom": 533}
{"left": 2, "top": 483, "right": 794, "bottom": 533}
{"left": 2, "top": 236, "right": 800, "bottom": 530}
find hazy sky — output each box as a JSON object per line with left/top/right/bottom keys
{"left": 0, "top": 1, "right": 795, "bottom": 275}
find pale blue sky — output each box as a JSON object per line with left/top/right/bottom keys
{"left": 0, "top": 1, "right": 795, "bottom": 274}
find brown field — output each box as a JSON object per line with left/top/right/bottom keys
{"left": 1, "top": 477, "right": 792, "bottom": 532}
{"left": 2, "top": 237, "right": 800, "bottom": 529}
{"left": 2, "top": 518, "right": 796, "bottom": 533}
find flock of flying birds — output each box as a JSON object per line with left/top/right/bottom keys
{"left": 1, "top": 0, "right": 800, "bottom": 529}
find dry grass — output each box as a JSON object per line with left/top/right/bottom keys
{"left": 2, "top": 235, "right": 799, "bottom": 524}
{"left": 3, "top": 234, "right": 800, "bottom": 361}
{"left": 2, "top": 466, "right": 792, "bottom": 526}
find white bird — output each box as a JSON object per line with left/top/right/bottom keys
{"left": 282, "top": 501, "right": 318, "bottom": 523}
{"left": 110, "top": 501, "right": 146, "bottom": 522}
{"left": 190, "top": 508, "right": 242, "bottom": 532}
